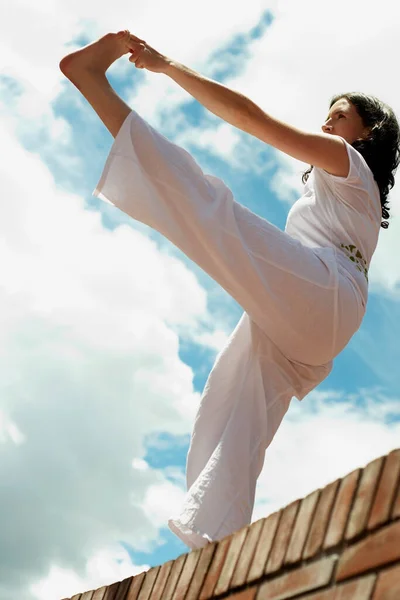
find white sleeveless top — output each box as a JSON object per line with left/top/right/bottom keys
{"left": 285, "top": 137, "right": 382, "bottom": 306}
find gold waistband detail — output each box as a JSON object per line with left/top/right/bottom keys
{"left": 340, "top": 244, "right": 368, "bottom": 281}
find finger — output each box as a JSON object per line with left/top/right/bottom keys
{"left": 128, "top": 45, "right": 145, "bottom": 64}
{"left": 129, "top": 52, "right": 145, "bottom": 67}
{"left": 129, "top": 33, "right": 146, "bottom": 45}
{"left": 127, "top": 43, "right": 142, "bottom": 55}
{"left": 127, "top": 41, "right": 145, "bottom": 54}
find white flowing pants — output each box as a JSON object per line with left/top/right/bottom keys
{"left": 94, "top": 111, "right": 364, "bottom": 549}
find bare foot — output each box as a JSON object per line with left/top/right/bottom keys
{"left": 59, "top": 30, "right": 132, "bottom": 82}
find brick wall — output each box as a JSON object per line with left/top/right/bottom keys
{"left": 62, "top": 448, "right": 400, "bottom": 600}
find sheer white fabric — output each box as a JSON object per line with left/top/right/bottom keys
{"left": 94, "top": 111, "right": 367, "bottom": 549}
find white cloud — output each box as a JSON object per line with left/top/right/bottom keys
{"left": 142, "top": 479, "right": 186, "bottom": 528}
{"left": 30, "top": 546, "right": 150, "bottom": 600}
{"left": 0, "top": 103, "right": 220, "bottom": 599}
{"left": 253, "top": 389, "right": 400, "bottom": 521}
{"left": 193, "top": 327, "right": 230, "bottom": 354}
{"left": 368, "top": 189, "right": 400, "bottom": 296}
{"left": 176, "top": 121, "right": 241, "bottom": 164}
{"left": 0, "top": 410, "right": 26, "bottom": 445}
{"left": 1, "top": 0, "right": 400, "bottom": 597}
{"left": 268, "top": 153, "right": 306, "bottom": 204}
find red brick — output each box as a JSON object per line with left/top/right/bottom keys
{"left": 92, "top": 587, "right": 107, "bottom": 600}
{"left": 231, "top": 519, "right": 265, "bottom": 587}
{"left": 266, "top": 500, "right": 300, "bottom": 574}
{"left": 137, "top": 566, "right": 160, "bottom": 600}
{"left": 172, "top": 550, "right": 201, "bottom": 600}
{"left": 345, "top": 457, "right": 384, "bottom": 541}
{"left": 337, "top": 520, "right": 400, "bottom": 581}
{"left": 161, "top": 554, "right": 187, "bottom": 600}
{"left": 115, "top": 578, "right": 133, "bottom": 600}
{"left": 228, "top": 588, "right": 258, "bottom": 600}
{"left": 372, "top": 562, "right": 400, "bottom": 599}
{"left": 247, "top": 512, "right": 281, "bottom": 582}
{"left": 257, "top": 555, "right": 336, "bottom": 600}
{"left": 150, "top": 561, "right": 173, "bottom": 600}
{"left": 392, "top": 481, "right": 400, "bottom": 519}
{"left": 368, "top": 450, "right": 400, "bottom": 530}
{"left": 300, "top": 574, "right": 376, "bottom": 599}
{"left": 323, "top": 469, "right": 360, "bottom": 550}
{"left": 285, "top": 490, "right": 320, "bottom": 565}
{"left": 199, "top": 536, "right": 231, "bottom": 599}
{"left": 304, "top": 480, "right": 340, "bottom": 560}
{"left": 185, "top": 542, "right": 216, "bottom": 600}
{"left": 126, "top": 572, "right": 146, "bottom": 600}
{"left": 213, "top": 526, "right": 248, "bottom": 595}
{"left": 103, "top": 584, "right": 121, "bottom": 600}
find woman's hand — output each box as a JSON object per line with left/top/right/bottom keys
{"left": 126, "top": 33, "right": 171, "bottom": 74}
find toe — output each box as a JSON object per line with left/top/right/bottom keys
{"left": 123, "top": 30, "right": 132, "bottom": 41}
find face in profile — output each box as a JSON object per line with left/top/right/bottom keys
{"left": 321, "top": 98, "right": 370, "bottom": 144}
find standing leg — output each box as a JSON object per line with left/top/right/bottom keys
{"left": 59, "top": 31, "right": 135, "bottom": 138}
{"left": 168, "top": 313, "right": 294, "bottom": 549}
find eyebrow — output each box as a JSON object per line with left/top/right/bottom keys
{"left": 326, "top": 108, "right": 345, "bottom": 120}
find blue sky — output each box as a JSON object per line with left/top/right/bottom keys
{"left": 1, "top": 1, "right": 400, "bottom": 598}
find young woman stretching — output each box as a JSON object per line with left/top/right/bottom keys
{"left": 60, "top": 30, "right": 400, "bottom": 550}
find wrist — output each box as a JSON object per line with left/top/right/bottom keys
{"left": 163, "top": 57, "right": 177, "bottom": 76}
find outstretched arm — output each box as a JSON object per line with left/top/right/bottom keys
{"left": 128, "top": 36, "right": 350, "bottom": 178}
{"left": 166, "top": 61, "right": 254, "bottom": 131}
{"left": 166, "top": 61, "right": 349, "bottom": 177}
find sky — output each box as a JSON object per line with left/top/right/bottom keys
{"left": 1, "top": 0, "right": 400, "bottom": 598}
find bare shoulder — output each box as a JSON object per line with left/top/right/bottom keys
{"left": 239, "top": 109, "right": 350, "bottom": 177}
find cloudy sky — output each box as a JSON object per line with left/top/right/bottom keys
{"left": 1, "top": 0, "right": 400, "bottom": 598}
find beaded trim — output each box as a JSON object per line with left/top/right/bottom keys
{"left": 340, "top": 243, "right": 368, "bottom": 281}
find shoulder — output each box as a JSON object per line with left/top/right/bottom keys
{"left": 313, "top": 138, "right": 381, "bottom": 218}
{"left": 315, "top": 137, "right": 374, "bottom": 185}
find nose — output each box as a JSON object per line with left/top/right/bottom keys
{"left": 322, "top": 122, "right": 333, "bottom": 134}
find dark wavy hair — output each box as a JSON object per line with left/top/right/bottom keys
{"left": 302, "top": 92, "right": 400, "bottom": 229}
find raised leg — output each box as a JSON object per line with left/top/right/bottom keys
{"left": 59, "top": 31, "right": 135, "bottom": 138}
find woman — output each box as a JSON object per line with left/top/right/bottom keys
{"left": 60, "top": 31, "right": 400, "bottom": 550}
